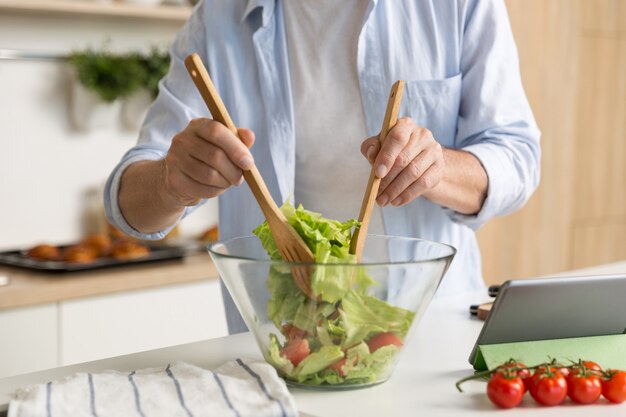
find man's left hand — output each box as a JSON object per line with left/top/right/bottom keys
{"left": 360, "top": 117, "right": 445, "bottom": 207}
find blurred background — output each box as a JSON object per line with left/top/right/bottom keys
{"left": 478, "top": 0, "right": 626, "bottom": 284}
{"left": 0, "top": 0, "right": 624, "bottom": 379}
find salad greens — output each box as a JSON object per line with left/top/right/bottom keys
{"left": 253, "top": 202, "right": 415, "bottom": 386}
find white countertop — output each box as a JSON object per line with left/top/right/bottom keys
{"left": 2, "top": 261, "right": 626, "bottom": 416}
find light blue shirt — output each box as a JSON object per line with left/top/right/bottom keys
{"left": 105, "top": 0, "right": 540, "bottom": 333}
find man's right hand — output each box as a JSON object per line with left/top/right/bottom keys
{"left": 117, "top": 118, "right": 255, "bottom": 234}
{"left": 161, "top": 118, "right": 255, "bottom": 207}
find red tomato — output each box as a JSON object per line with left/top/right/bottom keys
{"left": 602, "top": 370, "right": 626, "bottom": 404}
{"left": 498, "top": 362, "right": 531, "bottom": 393}
{"left": 567, "top": 374, "right": 602, "bottom": 404}
{"left": 487, "top": 373, "right": 525, "bottom": 409}
{"left": 366, "top": 332, "right": 403, "bottom": 353}
{"left": 582, "top": 361, "right": 602, "bottom": 372}
{"left": 282, "top": 324, "right": 307, "bottom": 341}
{"left": 570, "top": 360, "right": 602, "bottom": 378}
{"left": 530, "top": 370, "right": 568, "bottom": 406}
{"left": 280, "top": 338, "right": 310, "bottom": 366}
{"left": 328, "top": 358, "right": 348, "bottom": 377}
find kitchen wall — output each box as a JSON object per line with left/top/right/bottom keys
{"left": 479, "top": 0, "right": 626, "bottom": 283}
{"left": 0, "top": 9, "right": 217, "bottom": 250}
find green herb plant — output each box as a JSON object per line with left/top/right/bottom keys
{"left": 69, "top": 47, "right": 170, "bottom": 103}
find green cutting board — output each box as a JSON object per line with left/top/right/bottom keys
{"left": 473, "top": 334, "right": 626, "bottom": 371}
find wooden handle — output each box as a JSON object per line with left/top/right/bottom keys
{"left": 184, "top": 53, "right": 238, "bottom": 136}
{"left": 184, "top": 53, "right": 284, "bottom": 222}
{"left": 350, "top": 80, "right": 405, "bottom": 260}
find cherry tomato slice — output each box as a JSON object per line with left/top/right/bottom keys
{"left": 280, "top": 338, "right": 310, "bottom": 366}
{"left": 366, "top": 332, "right": 403, "bottom": 353}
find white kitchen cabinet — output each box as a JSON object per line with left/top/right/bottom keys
{"left": 59, "top": 280, "right": 227, "bottom": 365}
{"left": 0, "top": 303, "right": 57, "bottom": 379}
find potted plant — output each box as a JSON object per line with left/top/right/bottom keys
{"left": 69, "top": 49, "right": 145, "bottom": 130}
{"left": 121, "top": 48, "right": 170, "bottom": 131}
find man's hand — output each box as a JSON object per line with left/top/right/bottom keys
{"left": 118, "top": 118, "right": 255, "bottom": 234}
{"left": 361, "top": 117, "right": 444, "bottom": 207}
{"left": 360, "top": 117, "right": 488, "bottom": 215}
{"left": 161, "top": 118, "right": 255, "bottom": 207}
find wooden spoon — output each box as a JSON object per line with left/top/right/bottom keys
{"left": 184, "top": 53, "right": 316, "bottom": 298}
{"left": 350, "top": 80, "right": 405, "bottom": 261}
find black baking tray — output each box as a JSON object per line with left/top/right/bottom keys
{"left": 0, "top": 243, "right": 187, "bottom": 273}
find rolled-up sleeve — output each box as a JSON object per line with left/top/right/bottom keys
{"left": 103, "top": 2, "right": 210, "bottom": 240}
{"left": 449, "top": 0, "right": 541, "bottom": 230}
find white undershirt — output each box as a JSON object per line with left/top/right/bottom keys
{"left": 283, "top": 0, "right": 384, "bottom": 233}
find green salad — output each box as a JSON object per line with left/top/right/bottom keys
{"left": 253, "top": 202, "right": 415, "bottom": 386}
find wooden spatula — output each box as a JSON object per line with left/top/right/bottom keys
{"left": 350, "top": 80, "right": 405, "bottom": 261}
{"left": 184, "top": 53, "right": 316, "bottom": 298}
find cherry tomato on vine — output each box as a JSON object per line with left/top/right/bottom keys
{"left": 567, "top": 373, "right": 602, "bottom": 404}
{"left": 530, "top": 370, "right": 568, "bottom": 406}
{"left": 602, "top": 370, "right": 626, "bottom": 404}
{"left": 582, "top": 361, "right": 602, "bottom": 372}
{"left": 570, "top": 360, "right": 602, "bottom": 377}
{"left": 487, "top": 372, "right": 525, "bottom": 409}
{"left": 497, "top": 361, "right": 531, "bottom": 392}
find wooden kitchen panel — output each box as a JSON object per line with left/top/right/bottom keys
{"left": 571, "top": 217, "right": 626, "bottom": 269}
{"left": 480, "top": 0, "right": 579, "bottom": 284}
{"left": 573, "top": 36, "right": 626, "bottom": 221}
{"left": 579, "top": 0, "right": 626, "bottom": 37}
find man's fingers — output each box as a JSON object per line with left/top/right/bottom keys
{"left": 373, "top": 117, "right": 414, "bottom": 178}
{"left": 191, "top": 118, "right": 255, "bottom": 170}
{"left": 171, "top": 133, "right": 244, "bottom": 186}
{"left": 237, "top": 128, "right": 255, "bottom": 149}
{"left": 175, "top": 169, "right": 226, "bottom": 199}
{"left": 377, "top": 151, "right": 436, "bottom": 206}
{"left": 179, "top": 155, "right": 232, "bottom": 189}
{"left": 162, "top": 164, "right": 225, "bottom": 203}
{"left": 378, "top": 129, "right": 424, "bottom": 195}
{"left": 360, "top": 136, "right": 380, "bottom": 164}
{"left": 388, "top": 162, "right": 443, "bottom": 207}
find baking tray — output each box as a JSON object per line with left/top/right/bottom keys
{"left": 0, "top": 243, "right": 187, "bottom": 273}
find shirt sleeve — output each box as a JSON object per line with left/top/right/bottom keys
{"left": 448, "top": 0, "right": 541, "bottom": 230}
{"left": 103, "top": 2, "right": 210, "bottom": 240}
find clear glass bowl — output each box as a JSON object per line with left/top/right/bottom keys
{"left": 208, "top": 234, "right": 455, "bottom": 390}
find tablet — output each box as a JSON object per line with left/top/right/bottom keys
{"left": 468, "top": 274, "right": 626, "bottom": 365}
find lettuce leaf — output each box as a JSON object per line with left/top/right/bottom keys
{"left": 340, "top": 290, "right": 415, "bottom": 348}
{"left": 253, "top": 202, "right": 360, "bottom": 302}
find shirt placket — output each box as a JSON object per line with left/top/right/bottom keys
{"left": 250, "top": 1, "right": 295, "bottom": 205}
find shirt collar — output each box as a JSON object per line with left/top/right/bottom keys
{"left": 241, "top": 0, "right": 276, "bottom": 26}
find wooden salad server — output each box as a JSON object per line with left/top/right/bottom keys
{"left": 184, "top": 53, "right": 316, "bottom": 298}
{"left": 350, "top": 80, "right": 405, "bottom": 261}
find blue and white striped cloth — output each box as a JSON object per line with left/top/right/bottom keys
{"left": 8, "top": 360, "right": 297, "bottom": 417}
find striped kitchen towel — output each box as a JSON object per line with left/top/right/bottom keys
{"left": 8, "top": 359, "right": 298, "bottom": 417}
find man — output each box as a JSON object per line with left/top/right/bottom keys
{"left": 105, "top": 0, "right": 540, "bottom": 333}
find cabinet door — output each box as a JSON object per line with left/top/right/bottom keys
{"left": 60, "top": 280, "right": 227, "bottom": 365}
{"left": 0, "top": 303, "right": 57, "bottom": 378}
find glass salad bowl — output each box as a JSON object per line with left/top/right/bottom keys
{"left": 208, "top": 234, "right": 455, "bottom": 390}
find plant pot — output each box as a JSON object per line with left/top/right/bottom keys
{"left": 70, "top": 81, "right": 121, "bottom": 131}
{"left": 121, "top": 90, "right": 153, "bottom": 131}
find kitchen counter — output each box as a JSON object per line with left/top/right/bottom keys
{"left": 1, "top": 261, "right": 625, "bottom": 416}
{"left": 0, "top": 252, "right": 218, "bottom": 310}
